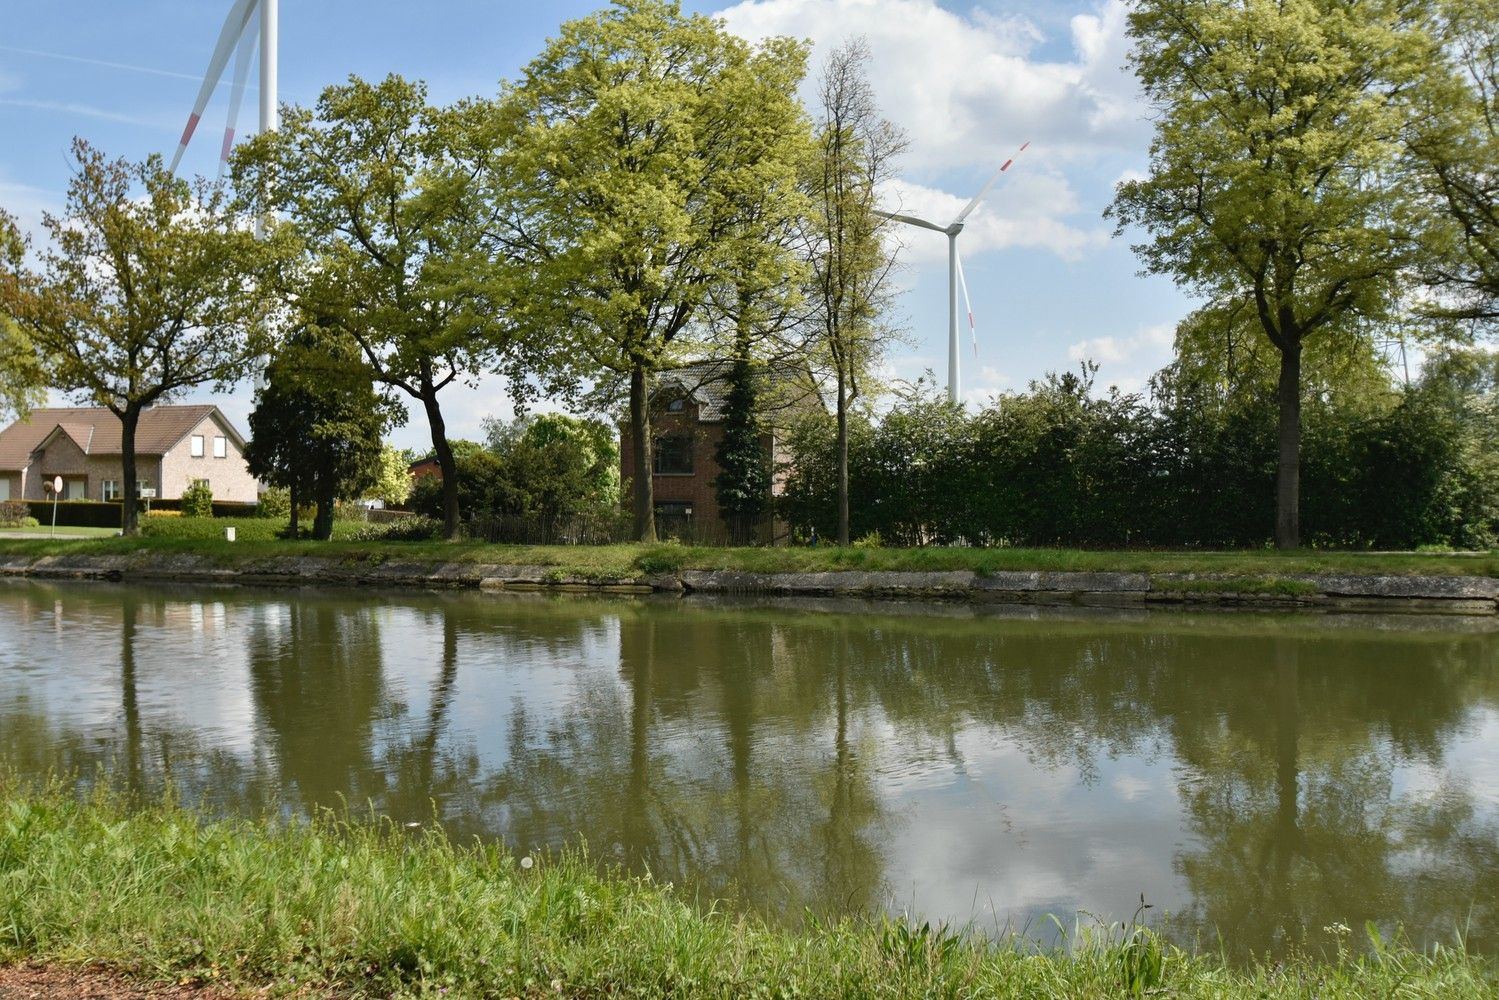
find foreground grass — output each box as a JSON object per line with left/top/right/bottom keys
{"left": 0, "top": 516, "right": 1495, "bottom": 579}
{"left": 0, "top": 785, "right": 1494, "bottom": 999}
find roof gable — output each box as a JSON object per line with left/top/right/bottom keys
{"left": 0, "top": 405, "right": 246, "bottom": 470}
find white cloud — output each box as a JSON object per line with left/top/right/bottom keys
{"left": 717, "top": 0, "right": 1144, "bottom": 173}
{"left": 1065, "top": 322, "right": 1174, "bottom": 392}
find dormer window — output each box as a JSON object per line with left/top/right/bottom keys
{"left": 667, "top": 398, "right": 686, "bottom": 412}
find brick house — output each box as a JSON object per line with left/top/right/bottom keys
{"left": 618, "top": 361, "right": 815, "bottom": 543}
{"left": 0, "top": 404, "right": 258, "bottom": 503}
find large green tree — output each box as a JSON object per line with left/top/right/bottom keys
{"left": 805, "top": 38, "right": 907, "bottom": 545}
{"left": 233, "top": 75, "right": 539, "bottom": 540}
{"left": 1108, "top": 0, "right": 1438, "bottom": 548}
{"left": 501, "top": 0, "right": 811, "bottom": 540}
{"left": 0, "top": 140, "right": 274, "bottom": 535}
{"left": 0, "top": 313, "right": 44, "bottom": 423}
{"left": 244, "top": 323, "right": 394, "bottom": 540}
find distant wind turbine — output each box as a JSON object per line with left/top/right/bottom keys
{"left": 168, "top": 0, "right": 278, "bottom": 182}
{"left": 876, "top": 140, "right": 1030, "bottom": 404}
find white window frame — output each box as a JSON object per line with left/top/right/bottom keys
{"left": 192, "top": 478, "right": 210, "bottom": 489}
{"left": 213, "top": 435, "right": 227, "bottom": 459}
{"left": 190, "top": 435, "right": 205, "bottom": 458}
{"left": 103, "top": 480, "right": 119, "bottom": 501}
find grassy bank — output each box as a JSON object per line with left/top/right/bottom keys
{"left": 0, "top": 516, "right": 1495, "bottom": 580}
{"left": 0, "top": 783, "right": 1492, "bottom": 999}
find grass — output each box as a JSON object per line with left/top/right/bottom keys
{"left": 0, "top": 515, "right": 1495, "bottom": 580}
{"left": 1, "top": 780, "right": 1494, "bottom": 999}
{"left": 0, "top": 525, "right": 119, "bottom": 538}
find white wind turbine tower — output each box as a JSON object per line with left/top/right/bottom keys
{"left": 168, "top": 0, "right": 278, "bottom": 184}
{"left": 877, "top": 140, "right": 1029, "bottom": 404}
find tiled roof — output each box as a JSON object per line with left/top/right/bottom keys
{"left": 654, "top": 360, "right": 820, "bottom": 423}
{"left": 0, "top": 405, "right": 233, "bottom": 471}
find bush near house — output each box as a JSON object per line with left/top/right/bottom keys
{"left": 179, "top": 481, "right": 214, "bottom": 518}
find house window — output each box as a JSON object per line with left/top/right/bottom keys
{"left": 667, "top": 398, "right": 686, "bottom": 412}
{"left": 653, "top": 435, "right": 693, "bottom": 475}
{"left": 192, "top": 479, "right": 210, "bottom": 490}
{"left": 213, "top": 436, "right": 227, "bottom": 459}
{"left": 103, "top": 480, "right": 120, "bottom": 501}
{"left": 0, "top": 478, "right": 9, "bottom": 501}
{"left": 136, "top": 480, "right": 150, "bottom": 498}
{"left": 190, "top": 435, "right": 205, "bottom": 457}
{"left": 63, "top": 479, "right": 86, "bottom": 500}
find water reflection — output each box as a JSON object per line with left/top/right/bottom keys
{"left": 2, "top": 579, "right": 1498, "bottom": 957}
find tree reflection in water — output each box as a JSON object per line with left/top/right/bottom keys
{"left": 2, "top": 581, "right": 1499, "bottom": 957}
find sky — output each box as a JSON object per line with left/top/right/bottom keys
{"left": 0, "top": 0, "right": 1196, "bottom": 452}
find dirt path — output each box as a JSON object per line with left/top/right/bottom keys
{"left": 0, "top": 966, "right": 239, "bottom": 1000}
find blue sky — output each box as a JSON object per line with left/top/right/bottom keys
{"left": 0, "top": 0, "right": 1194, "bottom": 450}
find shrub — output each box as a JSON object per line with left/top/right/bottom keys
{"left": 0, "top": 500, "right": 29, "bottom": 526}
{"left": 256, "top": 487, "right": 291, "bottom": 519}
{"left": 180, "top": 481, "right": 214, "bottom": 519}
{"left": 852, "top": 530, "right": 883, "bottom": 549}
{"left": 19, "top": 516, "right": 38, "bottom": 528}
{"left": 342, "top": 516, "right": 443, "bottom": 542}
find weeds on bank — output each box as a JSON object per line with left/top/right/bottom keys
{"left": 1, "top": 779, "right": 1496, "bottom": 998}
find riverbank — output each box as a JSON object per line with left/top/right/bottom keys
{"left": 0, "top": 535, "right": 1496, "bottom": 612}
{"left": 1, "top": 783, "right": 1493, "bottom": 999}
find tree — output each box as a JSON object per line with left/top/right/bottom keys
{"left": 0, "top": 313, "right": 44, "bottom": 423}
{"left": 713, "top": 355, "right": 772, "bottom": 545}
{"left": 805, "top": 39, "right": 907, "bottom": 545}
{"left": 233, "top": 75, "right": 541, "bottom": 540}
{"left": 364, "top": 444, "right": 414, "bottom": 509}
{"left": 1411, "top": 0, "right": 1499, "bottom": 322}
{"left": 485, "top": 413, "right": 621, "bottom": 521}
{"left": 502, "top": 0, "right": 812, "bottom": 540}
{"left": 1108, "top": 1, "right": 1438, "bottom": 548}
{"left": 0, "top": 140, "right": 274, "bottom": 535}
{"left": 244, "top": 324, "right": 394, "bottom": 540}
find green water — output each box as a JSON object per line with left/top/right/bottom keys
{"left": 3, "top": 578, "right": 1498, "bottom": 957}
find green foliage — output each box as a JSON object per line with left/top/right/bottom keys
{"left": 0, "top": 314, "right": 44, "bottom": 422}
{"left": 179, "top": 480, "right": 214, "bottom": 519}
{"left": 781, "top": 358, "right": 1499, "bottom": 549}
{"left": 255, "top": 486, "right": 291, "bottom": 519}
{"left": 244, "top": 325, "right": 395, "bottom": 541}
{"left": 484, "top": 413, "right": 621, "bottom": 520}
{"left": 503, "top": 0, "right": 813, "bottom": 539}
{"left": 232, "top": 74, "right": 543, "bottom": 539}
{"left": 408, "top": 447, "right": 509, "bottom": 524}
{"left": 363, "top": 444, "right": 413, "bottom": 508}
{"left": 0, "top": 500, "right": 28, "bottom": 527}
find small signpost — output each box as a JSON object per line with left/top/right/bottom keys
{"left": 139, "top": 487, "right": 156, "bottom": 518}
{"left": 46, "top": 476, "right": 62, "bottom": 538}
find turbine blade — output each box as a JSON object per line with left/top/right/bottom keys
{"left": 873, "top": 209, "right": 949, "bottom": 234}
{"left": 169, "top": 0, "right": 259, "bottom": 174}
{"left": 955, "top": 247, "right": 977, "bottom": 359}
{"left": 219, "top": 13, "right": 260, "bottom": 180}
{"left": 952, "top": 140, "right": 1031, "bottom": 225}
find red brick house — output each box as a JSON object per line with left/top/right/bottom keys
{"left": 619, "top": 361, "right": 815, "bottom": 543}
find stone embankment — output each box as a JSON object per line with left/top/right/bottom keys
{"left": 1, "top": 551, "right": 1496, "bottom": 613}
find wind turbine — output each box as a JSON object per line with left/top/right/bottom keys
{"left": 877, "top": 140, "right": 1029, "bottom": 404}
{"left": 168, "top": 0, "right": 278, "bottom": 181}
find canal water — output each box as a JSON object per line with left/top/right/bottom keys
{"left": 2, "top": 578, "right": 1498, "bottom": 957}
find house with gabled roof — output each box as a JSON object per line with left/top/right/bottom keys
{"left": 618, "top": 360, "right": 820, "bottom": 543}
{"left": 0, "top": 404, "right": 257, "bottom": 503}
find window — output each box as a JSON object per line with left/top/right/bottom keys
{"left": 136, "top": 480, "right": 150, "bottom": 498}
{"left": 0, "top": 478, "right": 8, "bottom": 501}
{"left": 63, "top": 479, "right": 85, "bottom": 500}
{"left": 213, "top": 435, "right": 227, "bottom": 459}
{"left": 192, "top": 479, "right": 210, "bottom": 489}
{"left": 103, "top": 480, "right": 120, "bottom": 501}
{"left": 190, "top": 435, "right": 205, "bottom": 458}
{"left": 653, "top": 435, "right": 693, "bottom": 475}
{"left": 666, "top": 398, "right": 686, "bottom": 412}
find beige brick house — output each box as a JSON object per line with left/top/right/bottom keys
{"left": 0, "top": 404, "right": 257, "bottom": 503}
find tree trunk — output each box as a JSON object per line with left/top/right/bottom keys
{"left": 119, "top": 405, "right": 141, "bottom": 537}
{"left": 630, "top": 364, "right": 657, "bottom": 542}
{"left": 420, "top": 383, "right": 460, "bottom": 541}
{"left": 1275, "top": 339, "right": 1302, "bottom": 549}
{"left": 313, "top": 485, "right": 336, "bottom": 541}
{"left": 836, "top": 370, "right": 850, "bottom": 546}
